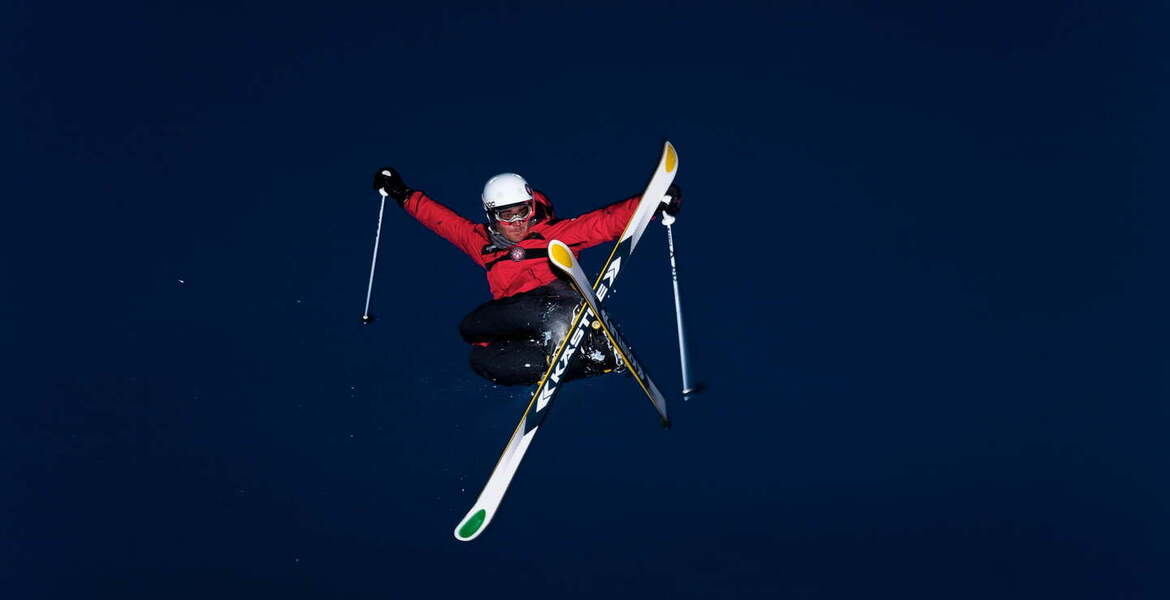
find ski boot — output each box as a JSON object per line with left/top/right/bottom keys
{"left": 582, "top": 323, "right": 625, "bottom": 376}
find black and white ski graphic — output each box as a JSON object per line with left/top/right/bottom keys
{"left": 548, "top": 239, "right": 669, "bottom": 425}
{"left": 454, "top": 142, "right": 678, "bottom": 541}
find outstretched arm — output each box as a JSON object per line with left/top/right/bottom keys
{"left": 549, "top": 183, "right": 682, "bottom": 250}
{"left": 548, "top": 196, "right": 640, "bottom": 250}
{"left": 372, "top": 167, "right": 484, "bottom": 262}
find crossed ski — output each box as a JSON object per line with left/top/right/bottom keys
{"left": 454, "top": 142, "right": 678, "bottom": 542}
{"left": 548, "top": 240, "right": 669, "bottom": 425}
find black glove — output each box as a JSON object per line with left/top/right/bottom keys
{"left": 372, "top": 167, "right": 413, "bottom": 204}
{"left": 656, "top": 183, "right": 682, "bottom": 217}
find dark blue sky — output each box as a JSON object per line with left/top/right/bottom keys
{"left": 6, "top": 1, "right": 1168, "bottom": 598}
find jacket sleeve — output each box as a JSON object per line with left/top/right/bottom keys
{"left": 401, "top": 191, "right": 485, "bottom": 264}
{"left": 546, "top": 196, "right": 642, "bottom": 250}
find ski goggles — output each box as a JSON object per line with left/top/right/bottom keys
{"left": 492, "top": 202, "right": 533, "bottom": 223}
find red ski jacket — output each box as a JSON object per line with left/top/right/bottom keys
{"left": 401, "top": 189, "right": 640, "bottom": 299}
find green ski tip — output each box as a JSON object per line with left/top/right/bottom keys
{"left": 457, "top": 509, "right": 487, "bottom": 540}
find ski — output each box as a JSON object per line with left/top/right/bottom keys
{"left": 454, "top": 141, "right": 678, "bottom": 541}
{"left": 548, "top": 239, "right": 669, "bottom": 425}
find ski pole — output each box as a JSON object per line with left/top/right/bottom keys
{"left": 361, "top": 189, "right": 388, "bottom": 324}
{"left": 661, "top": 208, "right": 699, "bottom": 396}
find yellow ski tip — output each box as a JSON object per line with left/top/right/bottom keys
{"left": 664, "top": 141, "right": 678, "bottom": 173}
{"left": 549, "top": 240, "right": 574, "bottom": 270}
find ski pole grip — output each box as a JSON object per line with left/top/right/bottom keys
{"left": 660, "top": 194, "right": 677, "bottom": 226}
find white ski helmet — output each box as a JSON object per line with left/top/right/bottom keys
{"left": 482, "top": 173, "right": 533, "bottom": 222}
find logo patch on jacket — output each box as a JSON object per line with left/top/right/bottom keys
{"left": 509, "top": 246, "right": 526, "bottom": 261}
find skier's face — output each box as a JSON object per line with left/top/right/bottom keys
{"left": 498, "top": 218, "right": 530, "bottom": 242}
{"left": 493, "top": 200, "right": 534, "bottom": 242}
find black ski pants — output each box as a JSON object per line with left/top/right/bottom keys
{"left": 459, "top": 281, "right": 613, "bottom": 386}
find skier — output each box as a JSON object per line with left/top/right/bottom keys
{"left": 371, "top": 167, "right": 682, "bottom": 386}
